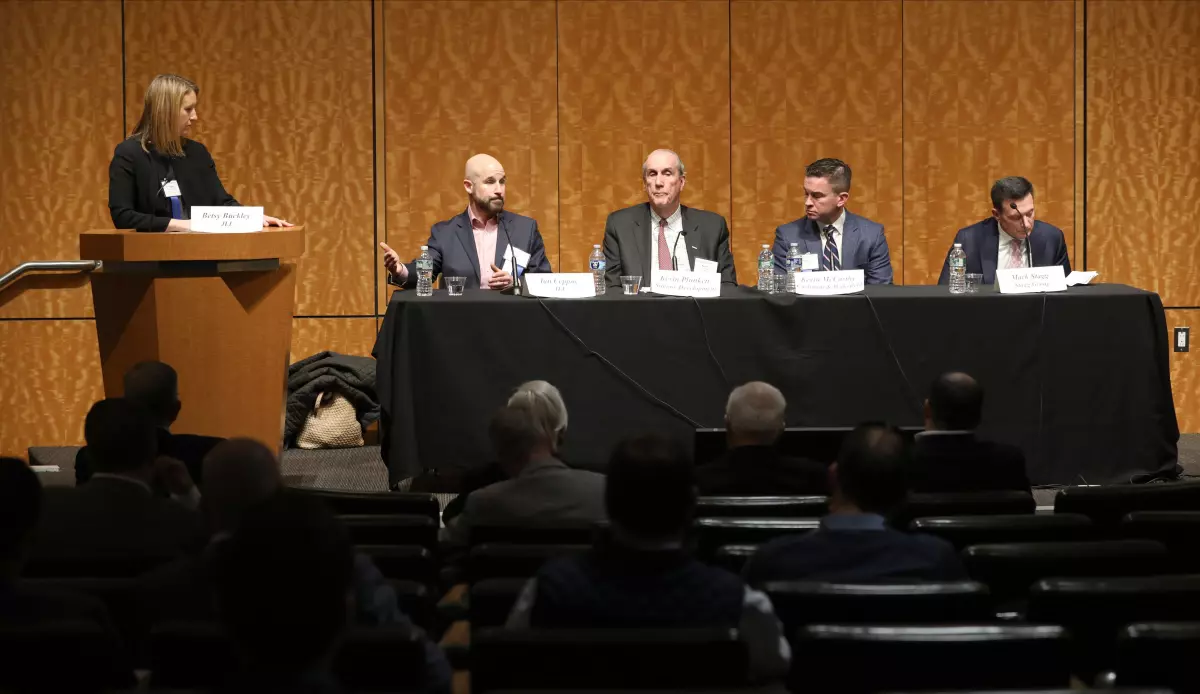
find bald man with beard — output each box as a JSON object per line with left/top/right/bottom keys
{"left": 381, "top": 153, "right": 552, "bottom": 291}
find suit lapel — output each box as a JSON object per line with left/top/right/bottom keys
{"left": 454, "top": 211, "right": 481, "bottom": 283}
{"left": 632, "top": 203, "right": 650, "bottom": 277}
{"left": 981, "top": 218, "right": 1000, "bottom": 284}
{"left": 1027, "top": 222, "right": 1040, "bottom": 267}
{"left": 840, "top": 212, "right": 859, "bottom": 268}
{"left": 493, "top": 211, "right": 510, "bottom": 270}
{"left": 679, "top": 206, "right": 697, "bottom": 270}
{"left": 799, "top": 218, "right": 821, "bottom": 255}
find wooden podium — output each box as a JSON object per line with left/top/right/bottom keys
{"left": 80, "top": 228, "right": 306, "bottom": 450}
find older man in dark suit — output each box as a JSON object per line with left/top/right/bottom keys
{"left": 773, "top": 158, "right": 893, "bottom": 284}
{"left": 33, "top": 399, "right": 205, "bottom": 568}
{"left": 602, "top": 149, "right": 737, "bottom": 289}
{"left": 380, "top": 153, "right": 552, "bottom": 291}
{"left": 910, "top": 372, "right": 1030, "bottom": 494}
{"left": 937, "top": 176, "right": 1070, "bottom": 285}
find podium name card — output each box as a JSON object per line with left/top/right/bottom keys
{"left": 997, "top": 266, "right": 1067, "bottom": 294}
{"left": 524, "top": 273, "right": 596, "bottom": 298}
{"left": 191, "top": 206, "right": 264, "bottom": 233}
{"left": 793, "top": 269, "right": 865, "bottom": 296}
{"left": 650, "top": 270, "right": 721, "bottom": 298}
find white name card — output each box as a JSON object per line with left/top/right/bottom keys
{"left": 1066, "top": 270, "right": 1099, "bottom": 287}
{"left": 524, "top": 273, "right": 597, "bottom": 299}
{"left": 649, "top": 270, "right": 721, "bottom": 298}
{"left": 793, "top": 269, "right": 865, "bottom": 296}
{"left": 996, "top": 266, "right": 1067, "bottom": 294}
{"left": 190, "top": 206, "right": 264, "bottom": 233}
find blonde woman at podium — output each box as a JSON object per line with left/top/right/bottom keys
{"left": 107, "top": 74, "right": 292, "bottom": 232}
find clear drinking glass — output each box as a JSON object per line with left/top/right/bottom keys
{"left": 620, "top": 275, "right": 642, "bottom": 295}
{"left": 772, "top": 273, "right": 790, "bottom": 294}
{"left": 446, "top": 276, "right": 466, "bottom": 296}
{"left": 965, "top": 273, "right": 983, "bottom": 294}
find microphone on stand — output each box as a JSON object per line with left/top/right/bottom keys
{"left": 1010, "top": 202, "right": 1033, "bottom": 266}
{"left": 670, "top": 229, "right": 689, "bottom": 271}
{"left": 499, "top": 210, "right": 523, "bottom": 293}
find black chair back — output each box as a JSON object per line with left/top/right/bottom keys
{"left": 790, "top": 624, "right": 1070, "bottom": 693}
{"left": 467, "top": 543, "right": 590, "bottom": 582}
{"left": 22, "top": 553, "right": 172, "bottom": 578}
{"left": 1123, "top": 511, "right": 1200, "bottom": 570}
{"left": 764, "top": 581, "right": 992, "bottom": 634}
{"left": 1055, "top": 481, "right": 1200, "bottom": 528}
{"left": 387, "top": 579, "right": 436, "bottom": 631}
{"left": 339, "top": 514, "right": 438, "bottom": 548}
{"left": 1115, "top": 622, "right": 1200, "bottom": 690}
{"left": 710, "top": 544, "right": 759, "bottom": 574}
{"left": 910, "top": 514, "right": 1095, "bottom": 550}
{"left": 150, "top": 621, "right": 427, "bottom": 690}
{"left": 962, "top": 540, "right": 1170, "bottom": 601}
{"left": 0, "top": 620, "right": 134, "bottom": 691}
{"left": 891, "top": 491, "right": 1035, "bottom": 528}
{"left": 293, "top": 488, "right": 440, "bottom": 520}
{"left": 470, "top": 523, "right": 603, "bottom": 546}
{"left": 693, "top": 518, "right": 820, "bottom": 559}
{"left": 355, "top": 544, "right": 438, "bottom": 587}
{"left": 696, "top": 496, "right": 828, "bottom": 518}
{"left": 469, "top": 577, "right": 529, "bottom": 629}
{"left": 1029, "top": 574, "right": 1200, "bottom": 680}
{"left": 472, "top": 627, "right": 748, "bottom": 692}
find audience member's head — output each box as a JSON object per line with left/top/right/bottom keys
{"left": 725, "top": 381, "right": 787, "bottom": 447}
{"left": 508, "top": 380, "right": 568, "bottom": 452}
{"left": 83, "top": 398, "right": 158, "bottom": 479}
{"left": 490, "top": 397, "right": 560, "bottom": 476}
{"left": 212, "top": 491, "right": 354, "bottom": 676}
{"left": 201, "top": 438, "right": 281, "bottom": 534}
{"left": 606, "top": 434, "right": 695, "bottom": 546}
{"left": 123, "top": 360, "right": 182, "bottom": 428}
{"left": 0, "top": 458, "right": 42, "bottom": 580}
{"left": 829, "top": 423, "right": 909, "bottom": 515}
{"left": 924, "top": 372, "right": 984, "bottom": 431}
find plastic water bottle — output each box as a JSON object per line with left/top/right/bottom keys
{"left": 756, "top": 244, "right": 772, "bottom": 292}
{"left": 589, "top": 244, "right": 606, "bottom": 296}
{"left": 785, "top": 243, "right": 801, "bottom": 292}
{"left": 948, "top": 242, "right": 967, "bottom": 294}
{"left": 416, "top": 245, "right": 433, "bottom": 297}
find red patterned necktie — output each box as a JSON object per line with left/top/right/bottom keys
{"left": 657, "top": 218, "right": 673, "bottom": 270}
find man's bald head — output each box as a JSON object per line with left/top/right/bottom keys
{"left": 123, "top": 361, "right": 180, "bottom": 427}
{"left": 726, "top": 381, "right": 787, "bottom": 446}
{"left": 202, "top": 438, "right": 282, "bottom": 532}
{"left": 927, "top": 371, "right": 983, "bottom": 431}
{"left": 464, "top": 153, "right": 506, "bottom": 217}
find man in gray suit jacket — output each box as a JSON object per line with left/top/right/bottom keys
{"left": 380, "top": 154, "right": 552, "bottom": 291}
{"left": 602, "top": 149, "right": 737, "bottom": 289}
{"left": 442, "top": 392, "right": 606, "bottom": 546}
{"left": 773, "top": 158, "right": 893, "bottom": 285}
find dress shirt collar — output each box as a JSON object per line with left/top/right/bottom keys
{"left": 649, "top": 204, "right": 683, "bottom": 229}
{"left": 820, "top": 209, "right": 846, "bottom": 237}
{"left": 89, "top": 472, "right": 152, "bottom": 494}
{"left": 467, "top": 205, "right": 498, "bottom": 231}
{"left": 914, "top": 429, "right": 976, "bottom": 440}
{"left": 998, "top": 222, "right": 1026, "bottom": 246}
{"left": 821, "top": 512, "right": 887, "bottom": 531}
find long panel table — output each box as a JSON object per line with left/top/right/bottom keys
{"left": 373, "top": 284, "right": 1180, "bottom": 487}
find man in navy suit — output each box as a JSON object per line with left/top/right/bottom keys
{"left": 380, "top": 153, "right": 552, "bottom": 290}
{"left": 937, "top": 176, "right": 1070, "bottom": 285}
{"left": 773, "top": 158, "right": 893, "bottom": 284}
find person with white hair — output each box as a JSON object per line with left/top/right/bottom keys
{"left": 694, "top": 381, "right": 828, "bottom": 496}
{"left": 442, "top": 381, "right": 605, "bottom": 546}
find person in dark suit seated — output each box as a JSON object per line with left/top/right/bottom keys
{"left": 506, "top": 434, "right": 790, "bottom": 683}
{"left": 910, "top": 372, "right": 1031, "bottom": 494}
{"left": 31, "top": 399, "right": 205, "bottom": 568}
{"left": 442, "top": 395, "right": 606, "bottom": 546}
{"left": 76, "top": 360, "right": 222, "bottom": 488}
{"left": 602, "top": 149, "right": 737, "bottom": 289}
{"left": 211, "top": 492, "right": 353, "bottom": 693}
{"left": 937, "top": 176, "right": 1071, "bottom": 285}
{"left": 743, "top": 423, "right": 965, "bottom": 584}
{"left": 379, "top": 153, "right": 552, "bottom": 291}
{"left": 0, "top": 457, "right": 118, "bottom": 632}
{"left": 773, "top": 158, "right": 893, "bottom": 284}
{"left": 694, "top": 381, "right": 828, "bottom": 496}
{"left": 108, "top": 73, "right": 291, "bottom": 232}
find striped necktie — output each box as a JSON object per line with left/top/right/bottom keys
{"left": 822, "top": 225, "right": 840, "bottom": 271}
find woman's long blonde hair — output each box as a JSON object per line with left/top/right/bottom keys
{"left": 130, "top": 74, "right": 198, "bottom": 157}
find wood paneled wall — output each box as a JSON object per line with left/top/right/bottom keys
{"left": 1, "top": 0, "right": 1197, "bottom": 457}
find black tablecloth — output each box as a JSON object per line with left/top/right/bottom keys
{"left": 373, "top": 284, "right": 1180, "bottom": 486}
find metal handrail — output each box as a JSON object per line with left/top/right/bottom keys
{"left": 0, "top": 260, "right": 102, "bottom": 293}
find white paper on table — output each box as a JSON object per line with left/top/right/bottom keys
{"left": 189, "top": 206, "right": 264, "bottom": 233}
{"left": 648, "top": 270, "right": 721, "bottom": 298}
{"left": 996, "top": 266, "right": 1068, "bottom": 294}
{"left": 692, "top": 257, "right": 718, "bottom": 274}
{"left": 1066, "top": 271, "right": 1099, "bottom": 287}
{"left": 501, "top": 245, "right": 532, "bottom": 276}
